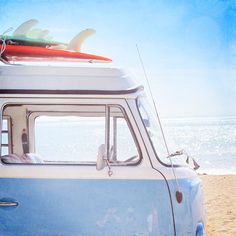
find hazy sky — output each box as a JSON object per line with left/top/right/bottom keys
{"left": 0, "top": 0, "right": 235, "bottom": 117}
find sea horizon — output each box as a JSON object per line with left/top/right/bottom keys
{"left": 162, "top": 115, "right": 236, "bottom": 175}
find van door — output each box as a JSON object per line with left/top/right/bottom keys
{"left": 0, "top": 99, "right": 175, "bottom": 236}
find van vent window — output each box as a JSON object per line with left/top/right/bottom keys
{"left": 107, "top": 109, "right": 139, "bottom": 165}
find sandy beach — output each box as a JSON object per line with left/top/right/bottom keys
{"left": 200, "top": 175, "right": 236, "bottom": 236}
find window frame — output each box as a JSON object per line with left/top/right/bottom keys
{"left": 1, "top": 102, "right": 142, "bottom": 166}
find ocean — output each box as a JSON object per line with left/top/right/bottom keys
{"left": 2, "top": 116, "right": 236, "bottom": 175}
{"left": 162, "top": 116, "right": 236, "bottom": 175}
{"left": 34, "top": 115, "right": 236, "bottom": 175}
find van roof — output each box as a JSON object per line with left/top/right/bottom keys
{"left": 0, "top": 65, "right": 142, "bottom": 95}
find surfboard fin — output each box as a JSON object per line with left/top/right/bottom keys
{"left": 13, "top": 19, "right": 38, "bottom": 37}
{"left": 27, "top": 28, "right": 50, "bottom": 40}
{"left": 67, "top": 28, "right": 96, "bottom": 52}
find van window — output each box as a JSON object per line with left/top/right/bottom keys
{"left": 1, "top": 117, "right": 11, "bottom": 156}
{"left": 1, "top": 104, "right": 140, "bottom": 165}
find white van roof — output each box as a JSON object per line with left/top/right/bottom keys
{"left": 0, "top": 65, "right": 142, "bottom": 94}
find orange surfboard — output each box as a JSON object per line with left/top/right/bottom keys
{"left": 1, "top": 45, "right": 112, "bottom": 63}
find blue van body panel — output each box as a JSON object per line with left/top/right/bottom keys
{"left": 168, "top": 177, "right": 205, "bottom": 235}
{"left": 0, "top": 178, "right": 175, "bottom": 236}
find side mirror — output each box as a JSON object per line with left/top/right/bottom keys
{"left": 96, "top": 144, "right": 106, "bottom": 171}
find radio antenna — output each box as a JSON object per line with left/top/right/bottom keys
{"left": 135, "top": 44, "right": 170, "bottom": 154}
{"left": 136, "top": 44, "right": 182, "bottom": 203}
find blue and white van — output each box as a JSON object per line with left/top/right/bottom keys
{"left": 0, "top": 65, "right": 205, "bottom": 235}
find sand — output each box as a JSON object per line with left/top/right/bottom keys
{"left": 200, "top": 175, "right": 236, "bottom": 236}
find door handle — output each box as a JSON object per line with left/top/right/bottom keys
{"left": 0, "top": 201, "right": 18, "bottom": 207}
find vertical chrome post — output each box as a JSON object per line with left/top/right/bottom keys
{"left": 113, "top": 117, "right": 117, "bottom": 161}
{"left": 105, "top": 105, "right": 110, "bottom": 160}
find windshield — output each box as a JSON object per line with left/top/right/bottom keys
{"left": 137, "top": 96, "right": 170, "bottom": 165}
{"left": 137, "top": 96, "right": 192, "bottom": 167}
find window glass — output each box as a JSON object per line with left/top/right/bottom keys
{"left": 109, "top": 117, "right": 139, "bottom": 163}
{"left": 2, "top": 133, "right": 9, "bottom": 145}
{"left": 2, "top": 119, "right": 8, "bottom": 131}
{"left": 1, "top": 147, "right": 9, "bottom": 156}
{"left": 35, "top": 116, "right": 105, "bottom": 163}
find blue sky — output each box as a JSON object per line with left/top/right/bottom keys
{"left": 0, "top": 0, "right": 235, "bottom": 117}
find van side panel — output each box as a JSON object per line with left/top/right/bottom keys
{"left": 0, "top": 178, "right": 174, "bottom": 236}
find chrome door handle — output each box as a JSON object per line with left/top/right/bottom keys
{"left": 0, "top": 201, "right": 18, "bottom": 207}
